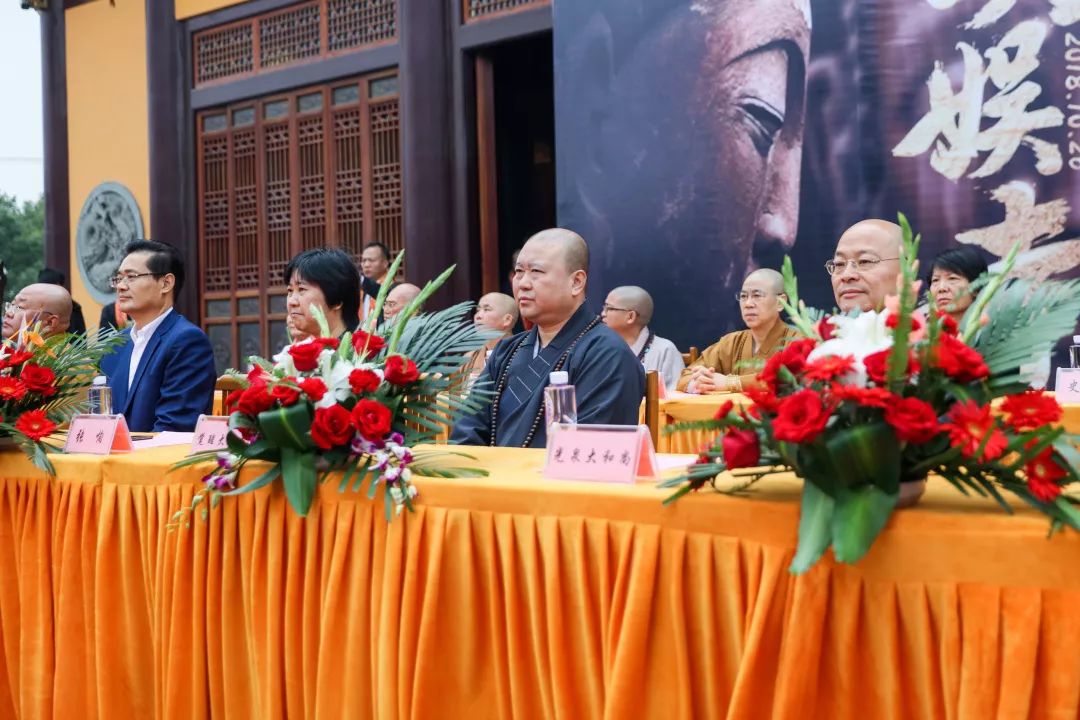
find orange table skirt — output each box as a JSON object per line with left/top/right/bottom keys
{"left": 0, "top": 444, "right": 1078, "bottom": 719}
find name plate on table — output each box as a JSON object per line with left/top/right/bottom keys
{"left": 64, "top": 414, "right": 133, "bottom": 454}
{"left": 1056, "top": 368, "right": 1080, "bottom": 402}
{"left": 543, "top": 424, "right": 658, "bottom": 483}
{"left": 190, "top": 415, "right": 232, "bottom": 455}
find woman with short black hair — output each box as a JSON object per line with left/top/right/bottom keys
{"left": 284, "top": 248, "right": 368, "bottom": 340}
{"left": 927, "top": 246, "right": 988, "bottom": 326}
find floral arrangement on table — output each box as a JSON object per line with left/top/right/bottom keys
{"left": 0, "top": 321, "right": 124, "bottom": 473}
{"left": 660, "top": 215, "right": 1080, "bottom": 573}
{"left": 173, "top": 254, "right": 498, "bottom": 524}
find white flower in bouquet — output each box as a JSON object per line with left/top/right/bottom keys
{"left": 807, "top": 311, "right": 893, "bottom": 387}
{"left": 316, "top": 356, "right": 358, "bottom": 409}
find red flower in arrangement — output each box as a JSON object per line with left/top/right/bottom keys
{"left": 722, "top": 428, "right": 760, "bottom": 469}
{"left": 383, "top": 355, "right": 420, "bottom": 386}
{"left": 771, "top": 389, "right": 833, "bottom": 444}
{"left": 713, "top": 400, "right": 735, "bottom": 421}
{"left": 885, "top": 312, "right": 923, "bottom": 332}
{"left": 14, "top": 409, "right": 56, "bottom": 441}
{"left": 351, "top": 330, "right": 386, "bottom": 359}
{"left": 19, "top": 364, "right": 57, "bottom": 397}
{"left": 351, "top": 398, "right": 393, "bottom": 440}
{"left": 270, "top": 382, "right": 302, "bottom": 407}
{"left": 287, "top": 341, "right": 325, "bottom": 372}
{"left": 1025, "top": 446, "right": 1067, "bottom": 503}
{"left": 884, "top": 397, "right": 940, "bottom": 443}
{"left": 744, "top": 386, "right": 780, "bottom": 414}
{"left": 936, "top": 311, "right": 959, "bottom": 336}
{"left": 299, "top": 377, "right": 327, "bottom": 402}
{"left": 803, "top": 354, "right": 856, "bottom": 382}
{"left": 828, "top": 384, "right": 895, "bottom": 409}
{"left": 247, "top": 366, "right": 271, "bottom": 383}
{"left": 316, "top": 337, "right": 340, "bottom": 352}
{"left": 0, "top": 350, "right": 33, "bottom": 370}
{"left": 999, "top": 390, "right": 1063, "bottom": 433}
{"left": 815, "top": 317, "right": 835, "bottom": 341}
{"left": 310, "top": 404, "right": 355, "bottom": 450}
{"left": 760, "top": 338, "right": 816, "bottom": 387}
{"left": 237, "top": 382, "right": 275, "bottom": 417}
{"left": 349, "top": 369, "right": 381, "bottom": 395}
{"left": 933, "top": 334, "right": 989, "bottom": 383}
{"left": 942, "top": 400, "right": 1007, "bottom": 462}
{"left": 0, "top": 377, "right": 28, "bottom": 402}
{"left": 862, "top": 349, "right": 919, "bottom": 385}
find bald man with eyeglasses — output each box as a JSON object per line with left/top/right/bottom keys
{"left": 2, "top": 283, "right": 72, "bottom": 340}
{"left": 828, "top": 219, "right": 903, "bottom": 313}
{"left": 676, "top": 269, "right": 797, "bottom": 393}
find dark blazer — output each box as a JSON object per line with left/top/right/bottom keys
{"left": 100, "top": 310, "right": 217, "bottom": 432}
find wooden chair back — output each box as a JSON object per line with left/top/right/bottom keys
{"left": 680, "top": 346, "right": 699, "bottom": 366}
{"left": 644, "top": 370, "right": 660, "bottom": 448}
{"left": 214, "top": 375, "right": 244, "bottom": 416}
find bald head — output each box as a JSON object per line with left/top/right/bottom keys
{"left": 744, "top": 268, "right": 785, "bottom": 295}
{"left": 384, "top": 283, "right": 421, "bottom": 320}
{"left": 738, "top": 269, "right": 787, "bottom": 331}
{"left": 523, "top": 228, "right": 590, "bottom": 274}
{"left": 608, "top": 286, "right": 653, "bottom": 326}
{"left": 831, "top": 219, "right": 903, "bottom": 312}
{"left": 2, "top": 283, "right": 72, "bottom": 339}
{"left": 474, "top": 292, "right": 518, "bottom": 333}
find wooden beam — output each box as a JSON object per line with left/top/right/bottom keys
{"left": 40, "top": 3, "right": 70, "bottom": 275}
{"left": 475, "top": 54, "right": 499, "bottom": 295}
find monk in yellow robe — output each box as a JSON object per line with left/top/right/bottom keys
{"left": 676, "top": 269, "right": 797, "bottom": 393}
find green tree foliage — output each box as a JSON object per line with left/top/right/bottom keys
{"left": 0, "top": 193, "right": 45, "bottom": 301}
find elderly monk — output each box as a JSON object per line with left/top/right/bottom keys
{"left": 383, "top": 282, "right": 421, "bottom": 322}
{"left": 602, "top": 285, "right": 684, "bottom": 391}
{"left": 830, "top": 219, "right": 903, "bottom": 313}
{"left": 677, "top": 269, "right": 796, "bottom": 393}
{"left": 452, "top": 229, "right": 645, "bottom": 447}
{"left": 2, "top": 283, "right": 72, "bottom": 339}
{"left": 464, "top": 292, "right": 519, "bottom": 376}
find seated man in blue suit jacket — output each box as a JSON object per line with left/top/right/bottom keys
{"left": 99, "top": 240, "right": 217, "bottom": 432}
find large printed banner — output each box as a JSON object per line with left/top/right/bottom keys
{"left": 554, "top": 0, "right": 1080, "bottom": 373}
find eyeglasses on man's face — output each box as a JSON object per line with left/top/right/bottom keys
{"left": 601, "top": 304, "right": 631, "bottom": 315}
{"left": 108, "top": 272, "right": 159, "bottom": 289}
{"left": 824, "top": 257, "right": 899, "bottom": 276}
{"left": 735, "top": 290, "right": 775, "bottom": 303}
{"left": 2, "top": 302, "right": 56, "bottom": 319}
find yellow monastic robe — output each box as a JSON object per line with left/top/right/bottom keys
{"left": 676, "top": 321, "right": 798, "bottom": 392}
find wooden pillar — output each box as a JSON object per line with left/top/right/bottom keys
{"left": 39, "top": 3, "right": 70, "bottom": 275}
{"left": 400, "top": 0, "right": 473, "bottom": 305}
{"left": 146, "top": 0, "right": 197, "bottom": 320}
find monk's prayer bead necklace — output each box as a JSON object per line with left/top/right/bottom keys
{"left": 488, "top": 315, "right": 603, "bottom": 448}
{"left": 636, "top": 329, "right": 655, "bottom": 363}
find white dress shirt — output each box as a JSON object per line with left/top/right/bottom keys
{"left": 128, "top": 308, "right": 173, "bottom": 390}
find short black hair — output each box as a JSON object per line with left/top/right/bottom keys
{"left": 37, "top": 267, "right": 66, "bottom": 286}
{"left": 363, "top": 241, "right": 391, "bottom": 262}
{"left": 284, "top": 248, "right": 361, "bottom": 328}
{"left": 123, "top": 239, "right": 185, "bottom": 296}
{"left": 929, "top": 246, "right": 988, "bottom": 284}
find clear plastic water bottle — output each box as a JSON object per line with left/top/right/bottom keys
{"left": 87, "top": 375, "right": 112, "bottom": 415}
{"left": 1070, "top": 335, "right": 1080, "bottom": 369}
{"left": 544, "top": 371, "right": 577, "bottom": 431}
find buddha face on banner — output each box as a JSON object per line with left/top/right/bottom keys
{"left": 555, "top": 0, "right": 1080, "bottom": 371}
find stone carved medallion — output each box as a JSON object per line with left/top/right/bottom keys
{"left": 76, "top": 182, "right": 145, "bottom": 304}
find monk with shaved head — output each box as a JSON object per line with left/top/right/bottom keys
{"left": 677, "top": 268, "right": 797, "bottom": 393}
{"left": 2, "top": 283, "right": 73, "bottom": 339}
{"left": 602, "top": 285, "right": 684, "bottom": 391}
{"left": 452, "top": 228, "right": 644, "bottom": 448}
{"left": 829, "top": 219, "right": 903, "bottom": 313}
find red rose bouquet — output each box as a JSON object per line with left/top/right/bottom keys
{"left": 0, "top": 321, "right": 124, "bottom": 473}
{"left": 660, "top": 215, "right": 1080, "bottom": 573}
{"left": 173, "top": 256, "right": 498, "bottom": 521}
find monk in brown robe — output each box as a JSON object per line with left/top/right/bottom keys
{"left": 676, "top": 268, "right": 797, "bottom": 393}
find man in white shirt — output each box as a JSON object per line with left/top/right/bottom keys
{"left": 99, "top": 240, "right": 217, "bottom": 431}
{"left": 601, "top": 285, "right": 684, "bottom": 391}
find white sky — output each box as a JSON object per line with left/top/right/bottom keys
{"left": 0, "top": 5, "right": 44, "bottom": 203}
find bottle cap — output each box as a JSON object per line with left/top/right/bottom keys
{"left": 549, "top": 371, "right": 569, "bottom": 385}
{"left": 1074, "top": 335, "right": 1080, "bottom": 344}
{"left": 92, "top": 375, "right": 108, "bottom": 386}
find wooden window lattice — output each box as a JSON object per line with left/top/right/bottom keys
{"left": 196, "top": 73, "right": 402, "bottom": 372}
{"left": 463, "top": 0, "right": 548, "bottom": 21}
{"left": 193, "top": 0, "right": 398, "bottom": 88}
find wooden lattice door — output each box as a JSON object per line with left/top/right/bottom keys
{"left": 196, "top": 71, "right": 402, "bottom": 372}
